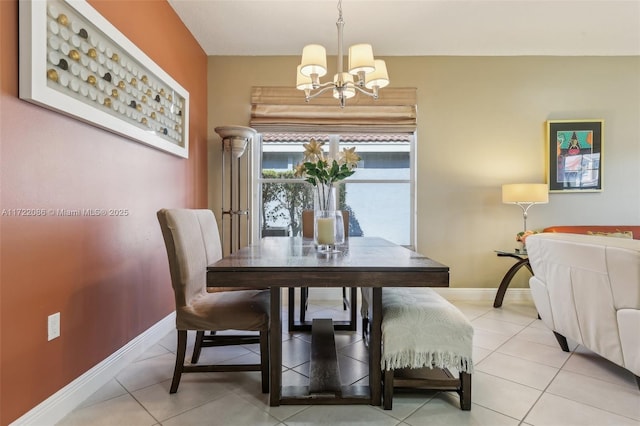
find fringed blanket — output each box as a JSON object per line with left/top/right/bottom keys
{"left": 381, "top": 287, "right": 474, "bottom": 374}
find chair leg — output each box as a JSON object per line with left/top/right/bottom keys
{"left": 343, "top": 287, "right": 348, "bottom": 310}
{"left": 553, "top": 331, "right": 570, "bottom": 352}
{"left": 459, "top": 372, "right": 472, "bottom": 410}
{"left": 288, "top": 287, "right": 296, "bottom": 332}
{"left": 191, "top": 331, "right": 204, "bottom": 363}
{"left": 170, "top": 330, "right": 187, "bottom": 393}
{"left": 362, "top": 317, "right": 369, "bottom": 340}
{"left": 300, "top": 287, "right": 308, "bottom": 323}
{"left": 259, "top": 328, "right": 270, "bottom": 393}
{"left": 383, "top": 369, "right": 394, "bottom": 410}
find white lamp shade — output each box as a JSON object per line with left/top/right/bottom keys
{"left": 364, "top": 59, "right": 390, "bottom": 89}
{"left": 348, "top": 44, "right": 375, "bottom": 75}
{"left": 300, "top": 44, "right": 327, "bottom": 77}
{"left": 502, "top": 183, "right": 549, "bottom": 204}
{"left": 296, "top": 64, "right": 313, "bottom": 90}
{"left": 333, "top": 73, "right": 356, "bottom": 99}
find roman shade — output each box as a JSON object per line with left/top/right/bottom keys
{"left": 250, "top": 87, "right": 417, "bottom": 133}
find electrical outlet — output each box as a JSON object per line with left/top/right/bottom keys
{"left": 48, "top": 312, "right": 60, "bottom": 341}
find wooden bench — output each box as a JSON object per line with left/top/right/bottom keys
{"left": 381, "top": 288, "right": 473, "bottom": 410}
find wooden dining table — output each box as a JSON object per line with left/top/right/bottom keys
{"left": 206, "top": 236, "right": 449, "bottom": 406}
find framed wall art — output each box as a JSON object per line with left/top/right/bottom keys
{"left": 19, "top": 0, "right": 189, "bottom": 158}
{"left": 546, "top": 119, "right": 604, "bottom": 193}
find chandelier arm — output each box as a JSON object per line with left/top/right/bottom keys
{"left": 306, "top": 82, "right": 379, "bottom": 102}
{"left": 305, "top": 85, "right": 338, "bottom": 100}
{"left": 351, "top": 84, "right": 378, "bottom": 99}
{"left": 315, "top": 81, "right": 339, "bottom": 89}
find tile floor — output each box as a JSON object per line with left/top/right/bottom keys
{"left": 58, "top": 292, "right": 640, "bottom": 425}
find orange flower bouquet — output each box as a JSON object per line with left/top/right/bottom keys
{"left": 516, "top": 230, "right": 537, "bottom": 243}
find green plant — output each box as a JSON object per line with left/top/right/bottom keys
{"left": 261, "top": 170, "right": 313, "bottom": 236}
{"left": 294, "top": 139, "right": 360, "bottom": 210}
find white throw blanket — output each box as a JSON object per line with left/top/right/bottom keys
{"left": 381, "top": 287, "right": 474, "bottom": 373}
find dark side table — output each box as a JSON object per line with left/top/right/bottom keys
{"left": 493, "top": 250, "right": 533, "bottom": 308}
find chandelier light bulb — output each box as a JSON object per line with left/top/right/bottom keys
{"left": 296, "top": 64, "right": 314, "bottom": 91}
{"left": 348, "top": 44, "right": 375, "bottom": 75}
{"left": 300, "top": 44, "right": 327, "bottom": 78}
{"left": 332, "top": 73, "right": 356, "bottom": 99}
{"left": 365, "top": 59, "right": 390, "bottom": 90}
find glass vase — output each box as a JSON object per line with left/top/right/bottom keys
{"left": 314, "top": 210, "right": 344, "bottom": 253}
{"left": 314, "top": 182, "right": 336, "bottom": 212}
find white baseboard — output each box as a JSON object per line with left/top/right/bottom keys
{"left": 11, "top": 312, "right": 176, "bottom": 426}
{"left": 12, "top": 287, "right": 531, "bottom": 425}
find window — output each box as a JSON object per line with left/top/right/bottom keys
{"left": 253, "top": 132, "right": 415, "bottom": 247}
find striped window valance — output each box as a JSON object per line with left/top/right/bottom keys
{"left": 250, "top": 87, "right": 417, "bottom": 133}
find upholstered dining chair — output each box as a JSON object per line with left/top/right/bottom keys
{"left": 288, "top": 210, "right": 357, "bottom": 331}
{"left": 157, "top": 208, "right": 270, "bottom": 393}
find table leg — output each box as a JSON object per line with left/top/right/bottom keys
{"left": 287, "top": 287, "right": 295, "bottom": 332}
{"left": 270, "top": 287, "right": 282, "bottom": 406}
{"left": 370, "top": 287, "right": 382, "bottom": 406}
{"left": 349, "top": 287, "right": 358, "bottom": 332}
{"left": 493, "top": 258, "right": 532, "bottom": 308}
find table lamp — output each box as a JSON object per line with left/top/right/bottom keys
{"left": 502, "top": 183, "right": 549, "bottom": 232}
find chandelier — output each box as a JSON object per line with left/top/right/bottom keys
{"left": 296, "top": 0, "right": 389, "bottom": 108}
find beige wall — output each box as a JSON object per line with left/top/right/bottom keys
{"left": 207, "top": 56, "right": 640, "bottom": 289}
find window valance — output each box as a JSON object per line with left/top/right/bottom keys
{"left": 250, "top": 87, "right": 417, "bottom": 133}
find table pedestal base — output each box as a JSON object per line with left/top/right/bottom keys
{"left": 270, "top": 287, "right": 383, "bottom": 406}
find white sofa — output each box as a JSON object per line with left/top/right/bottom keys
{"left": 526, "top": 232, "right": 640, "bottom": 388}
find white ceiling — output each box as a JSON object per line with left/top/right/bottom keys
{"left": 167, "top": 0, "right": 640, "bottom": 57}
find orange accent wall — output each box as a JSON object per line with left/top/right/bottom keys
{"left": 0, "top": 1, "right": 207, "bottom": 423}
